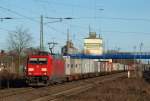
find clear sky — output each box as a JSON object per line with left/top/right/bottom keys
{"left": 0, "top": 0, "right": 150, "bottom": 52}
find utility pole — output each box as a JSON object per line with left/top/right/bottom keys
{"left": 67, "top": 29, "right": 70, "bottom": 54}
{"left": 133, "top": 46, "right": 137, "bottom": 78}
{"left": 40, "top": 16, "right": 72, "bottom": 51}
{"left": 89, "top": 25, "right": 91, "bottom": 34}
{"left": 139, "top": 42, "right": 143, "bottom": 78}
{"left": 40, "top": 15, "right": 44, "bottom": 50}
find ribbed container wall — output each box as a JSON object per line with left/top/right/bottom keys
{"left": 117, "top": 63, "right": 123, "bottom": 71}
{"left": 63, "top": 56, "right": 71, "bottom": 75}
{"left": 94, "top": 61, "right": 98, "bottom": 73}
{"left": 112, "top": 63, "right": 119, "bottom": 71}
{"left": 104, "top": 62, "right": 112, "bottom": 72}
{"left": 74, "top": 59, "right": 81, "bottom": 74}
{"left": 89, "top": 59, "right": 95, "bottom": 73}
{"left": 100, "top": 62, "right": 106, "bottom": 72}
{"left": 70, "top": 59, "right": 75, "bottom": 75}
{"left": 97, "top": 62, "right": 101, "bottom": 72}
{"left": 81, "top": 59, "right": 90, "bottom": 74}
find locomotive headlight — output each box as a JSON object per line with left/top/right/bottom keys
{"left": 43, "top": 72, "right": 47, "bottom": 75}
{"left": 28, "top": 68, "right": 34, "bottom": 71}
{"left": 41, "top": 68, "right": 47, "bottom": 71}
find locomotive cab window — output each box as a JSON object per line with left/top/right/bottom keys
{"left": 29, "top": 58, "right": 38, "bottom": 64}
{"left": 29, "top": 58, "right": 47, "bottom": 64}
{"left": 39, "top": 58, "right": 47, "bottom": 64}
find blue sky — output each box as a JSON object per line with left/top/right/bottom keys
{"left": 0, "top": 0, "right": 150, "bottom": 52}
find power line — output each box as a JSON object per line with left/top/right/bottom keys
{"left": 73, "top": 16, "right": 150, "bottom": 22}
{"left": 59, "top": 23, "right": 150, "bottom": 35}
{"left": 1, "top": 16, "right": 150, "bottom": 22}
{"left": 0, "top": 6, "right": 39, "bottom": 23}
{"left": 46, "top": 24, "right": 66, "bottom": 34}
{"left": 33, "top": 0, "right": 57, "bottom": 15}
{"left": 34, "top": 0, "right": 100, "bottom": 11}
{"left": 0, "top": 6, "right": 67, "bottom": 36}
{"left": 0, "top": 27, "right": 18, "bottom": 33}
{"left": 32, "top": 1, "right": 150, "bottom": 22}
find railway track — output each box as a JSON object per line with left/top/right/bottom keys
{"left": 0, "top": 72, "right": 127, "bottom": 101}
{"left": 32, "top": 73, "right": 126, "bottom": 101}
{"left": 0, "top": 87, "right": 33, "bottom": 99}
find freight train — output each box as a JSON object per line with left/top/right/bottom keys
{"left": 25, "top": 51, "right": 130, "bottom": 86}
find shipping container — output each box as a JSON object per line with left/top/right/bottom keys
{"left": 100, "top": 62, "right": 106, "bottom": 72}
{"left": 63, "top": 56, "right": 71, "bottom": 75}
{"left": 73, "top": 59, "right": 82, "bottom": 74}
{"left": 81, "top": 59, "right": 89, "bottom": 74}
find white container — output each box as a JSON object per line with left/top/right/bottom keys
{"left": 100, "top": 62, "right": 105, "bottom": 72}
{"left": 81, "top": 59, "right": 90, "bottom": 74}
{"left": 70, "top": 59, "right": 75, "bottom": 75}
{"left": 94, "top": 61, "right": 98, "bottom": 73}
{"left": 63, "top": 56, "right": 71, "bottom": 75}
{"left": 119, "top": 64, "right": 124, "bottom": 71}
{"left": 89, "top": 59, "right": 94, "bottom": 73}
{"left": 97, "top": 62, "right": 101, "bottom": 72}
{"left": 74, "top": 59, "right": 81, "bottom": 74}
{"left": 112, "top": 63, "right": 117, "bottom": 71}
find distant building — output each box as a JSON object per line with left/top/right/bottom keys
{"left": 61, "top": 29, "right": 79, "bottom": 55}
{"left": 61, "top": 40, "right": 78, "bottom": 55}
{"left": 84, "top": 32, "right": 103, "bottom": 55}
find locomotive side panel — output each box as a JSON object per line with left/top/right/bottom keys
{"left": 51, "top": 58, "right": 65, "bottom": 82}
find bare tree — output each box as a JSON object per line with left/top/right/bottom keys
{"left": 7, "top": 27, "right": 32, "bottom": 73}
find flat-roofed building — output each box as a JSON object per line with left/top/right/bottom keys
{"left": 84, "top": 32, "right": 103, "bottom": 55}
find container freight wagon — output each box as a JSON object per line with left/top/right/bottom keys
{"left": 26, "top": 53, "right": 128, "bottom": 86}
{"left": 64, "top": 56, "right": 82, "bottom": 80}
{"left": 26, "top": 53, "right": 65, "bottom": 86}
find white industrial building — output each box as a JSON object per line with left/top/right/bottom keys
{"left": 84, "top": 32, "right": 103, "bottom": 55}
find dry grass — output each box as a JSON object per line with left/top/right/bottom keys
{"left": 59, "top": 77, "right": 150, "bottom": 101}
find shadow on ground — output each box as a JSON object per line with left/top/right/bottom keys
{"left": 0, "top": 78, "right": 27, "bottom": 89}
{"left": 143, "top": 71, "right": 150, "bottom": 83}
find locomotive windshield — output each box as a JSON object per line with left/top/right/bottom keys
{"left": 29, "top": 58, "right": 47, "bottom": 64}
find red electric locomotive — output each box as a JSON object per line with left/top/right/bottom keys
{"left": 25, "top": 52, "right": 65, "bottom": 86}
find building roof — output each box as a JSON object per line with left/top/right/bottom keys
{"left": 85, "top": 32, "right": 102, "bottom": 39}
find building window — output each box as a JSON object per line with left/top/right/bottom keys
{"left": 84, "top": 43, "right": 102, "bottom": 49}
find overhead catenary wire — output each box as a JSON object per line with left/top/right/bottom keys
{"left": 0, "top": 27, "right": 17, "bottom": 33}
{"left": 34, "top": 0, "right": 100, "bottom": 11}
{"left": 1, "top": 16, "right": 150, "bottom": 22}
{"left": 0, "top": 6, "right": 39, "bottom": 23}
{"left": 0, "top": 5, "right": 67, "bottom": 35}
{"left": 31, "top": 0, "right": 150, "bottom": 22}
{"left": 0, "top": 4, "right": 150, "bottom": 39}
{"left": 70, "top": 16, "right": 150, "bottom": 22}
{"left": 60, "top": 23, "right": 150, "bottom": 35}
